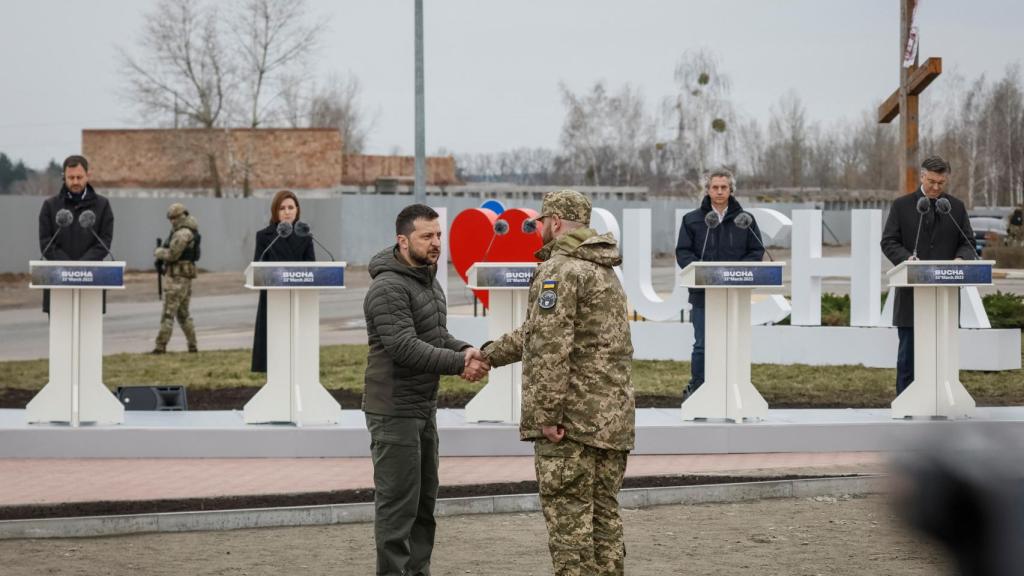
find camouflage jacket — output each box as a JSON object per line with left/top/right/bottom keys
{"left": 483, "top": 227, "right": 635, "bottom": 451}
{"left": 154, "top": 215, "right": 198, "bottom": 279}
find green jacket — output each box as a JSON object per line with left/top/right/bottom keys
{"left": 484, "top": 228, "right": 635, "bottom": 451}
{"left": 362, "top": 246, "right": 471, "bottom": 418}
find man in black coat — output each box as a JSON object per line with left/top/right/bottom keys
{"left": 881, "top": 155, "right": 976, "bottom": 396}
{"left": 37, "top": 155, "right": 114, "bottom": 313}
{"left": 362, "top": 204, "right": 488, "bottom": 576}
{"left": 675, "top": 169, "right": 764, "bottom": 398}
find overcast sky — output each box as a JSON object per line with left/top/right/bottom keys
{"left": 1, "top": 0, "right": 1021, "bottom": 168}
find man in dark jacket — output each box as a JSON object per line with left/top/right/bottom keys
{"left": 675, "top": 169, "right": 764, "bottom": 397}
{"left": 37, "top": 155, "right": 114, "bottom": 313}
{"left": 362, "top": 204, "right": 487, "bottom": 576}
{"left": 881, "top": 156, "right": 976, "bottom": 396}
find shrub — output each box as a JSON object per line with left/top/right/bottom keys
{"left": 983, "top": 291, "right": 1024, "bottom": 330}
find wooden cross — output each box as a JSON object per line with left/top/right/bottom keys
{"left": 877, "top": 0, "right": 942, "bottom": 193}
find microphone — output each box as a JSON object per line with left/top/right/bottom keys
{"left": 935, "top": 198, "right": 980, "bottom": 260}
{"left": 78, "top": 210, "right": 114, "bottom": 260}
{"left": 293, "top": 221, "right": 336, "bottom": 261}
{"left": 480, "top": 219, "right": 510, "bottom": 263}
{"left": 41, "top": 209, "right": 73, "bottom": 259}
{"left": 699, "top": 211, "right": 721, "bottom": 261}
{"left": 910, "top": 196, "right": 930, "bottom": 260}
{"left": 735, "top": 212, "right": 774, "bottom": 262}
{"left": 258, "top": 221, "right": 293, "bottom": 261}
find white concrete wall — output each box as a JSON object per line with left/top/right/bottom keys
{"left": 2, "top": 195, "right": 847, "bottom": 273}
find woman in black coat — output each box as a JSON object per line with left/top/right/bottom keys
{"left": 251, "top": 190, "right": 315, "bottom": 372}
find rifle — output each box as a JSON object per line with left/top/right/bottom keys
{"left": 155, "top": 237, "right": 165, "bottom": 300}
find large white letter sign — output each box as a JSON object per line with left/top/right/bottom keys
{"left": 619, "top": 208, "right": 690, "bottom": 321}
{"left": 791, "top": 210, "right": 883, "bottom": 326}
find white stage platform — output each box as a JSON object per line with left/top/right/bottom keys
{"left": 3, "top": 407, "right": 1024, "bottom": 458}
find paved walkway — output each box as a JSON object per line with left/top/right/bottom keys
{"left": 0, "top": 452, "right": 886, "bottom": 506}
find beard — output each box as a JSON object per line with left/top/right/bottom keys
{"left": 408, "top": 243, "right": 440, "bottom": 266}
{"left": 542, "top": 225, "right": 554, "bottom": 245}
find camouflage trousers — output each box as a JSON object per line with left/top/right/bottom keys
{"left": 155, "top": 275, "right": 196, "bottom": 351}
{"left": 534, "top": 437, "right": 629, "bottom": 576}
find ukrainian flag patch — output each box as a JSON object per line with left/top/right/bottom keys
{"left": 541, "top": 280, "right": 558, "bottom": 289}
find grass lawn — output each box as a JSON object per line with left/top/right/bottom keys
{"left": 1, "top": 339, "right": 1021, "bottom": 409}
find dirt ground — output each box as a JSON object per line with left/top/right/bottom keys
{"left": 0, "top": 494, "right": 950, "bottom": 576}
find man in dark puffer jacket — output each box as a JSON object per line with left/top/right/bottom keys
{"left": 676, "top": 168, "right": 764, "bottom": 398}
{"left": 362, "top": 204, "right": 488, "bottom": 576}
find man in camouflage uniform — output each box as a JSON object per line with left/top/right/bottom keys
{"left": 482, "top": 189, "right": 635, "bottom": 576}
{"left": 152, "top": 203, "right": 199, "bottom": 353}
{"left": 1008, "top": 206, "right": 1024, "bottom": 248}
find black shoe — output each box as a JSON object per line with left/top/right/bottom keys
{"left": 150, "top": 348, "right": 166, "bottom": 355}
{"left": 188, "top": 346, "right": 198, "bottom": 353}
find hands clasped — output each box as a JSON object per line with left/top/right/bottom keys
{"left": 461, "top": 347, "right": 491, "bottom": 381}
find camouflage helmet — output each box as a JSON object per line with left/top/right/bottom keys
{"left": 166, "top": 202, "right": 188, "bottom": 220}
{"left": 539, "top": 189, "right": 591, "bottom": 226}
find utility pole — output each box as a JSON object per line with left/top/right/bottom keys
{"left": 414, "top": 0, "right": 426, "bottom": 204}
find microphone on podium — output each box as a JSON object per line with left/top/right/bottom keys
{"left": 936, "top": 198, "right": 980, "bottom": 260}
{"left": 41, "top": 209, "right": 74, "bottom": 259}
{"left": 734, "top": 212, "right": 774, "bottom": 261}
{"left": 480, "top": 219, "right": 510, "bottom": 263}
{"left": 78, "top": 210, "right": 114, "bottom": 260}
{"left": 910, "top": 196, "right": 931, "bottom": 260}
{"left": 293, "top": 221, "right": 336, "bottom": 262}
{"left": 699, "top": 211, "right": 721, "bottom": 261}
{"left": 258, "top": 221, "right": 293, "bottom": 262}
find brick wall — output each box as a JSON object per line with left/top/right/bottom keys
{"left": 82, "top": 128, "right": 458, "bottom": 189}
{"left": 342, "top": 155, "right": 458, "bottom": 186}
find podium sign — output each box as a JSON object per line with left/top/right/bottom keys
{"left": 465, "top": 262, "right": 537, "bottom": 424}
{"left": 30, "top": 263, "right": 125, "bottom": 288}
{"left": 244, "top": 262, "right": 346, "bottom": 426}
{"left": 888, "top": 260, "right": 994, "bottom": 419}
{"left": 688, "top": 264, "right": 783, "bottom": 288}
{"left": 890, "top": 261, "right": 994, "bottom": 286}
{"left": 468, "top": 264, "right": 535, "bottom": 290}
{"left": 247, "top": 265, "right": 345, "bottom": 289}
{"left": 27, "top": 261, "right": 126, "bottom": 426}
{"left": 680, "top": 261, "right": 786, "bottom": 422}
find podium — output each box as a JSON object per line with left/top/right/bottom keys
{"left": 679, "top": 261, "right": 785, "bottom": 422}
{"left": 888, "top": 260, "right": 994, "bottom": 419}
{"left": 244, "top": 262, "right": 346, "bottom": 425}
{"left": 465, "top": 262, "right": 536, "bottom": 423}
{"left": 27, "top": 261, "right": 126, "bottom": 426}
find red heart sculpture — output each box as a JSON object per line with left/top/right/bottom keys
{"left": 449, "top": 207, "right": 543, "bottom": 309}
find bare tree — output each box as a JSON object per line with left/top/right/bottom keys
{"left": 665, "top": 49, "right": 737, "bottom": 193}
{"left": 307, "top": 75, "right": 374, "bottom": 155}
{"left": 230, "top": 0, "right": 324, "bottom": 195}
{"left": 559, "top": 81, "right": 655, "bottom": 187}
{"left": 764, "top": 91, "right": 809, "bottom": 188}
{"left": 121, "top": 0, "right": 324, "bottom": 197}
{"left": 120, "top": 0, "right": 230, "bottom": 196}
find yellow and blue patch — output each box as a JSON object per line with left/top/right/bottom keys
{"left": 541, "top": 279, "right": 558, "bottom": 290}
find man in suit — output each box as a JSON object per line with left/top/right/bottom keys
{"left": 881, "top": 155, "right": 976, "bottom": 396}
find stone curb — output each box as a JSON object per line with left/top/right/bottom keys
{"left": 0, "top": 475, "right": 887, "bottom": 540}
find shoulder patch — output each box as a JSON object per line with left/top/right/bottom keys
{"left": 538, "top": 289, "right": 558, "bottom": 310}
{"left": 541, "top": 279, "right": 558, "bottom": 289}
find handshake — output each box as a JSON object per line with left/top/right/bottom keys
{"left": 461, "top": 347, "right": 491, "bottom": 382}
